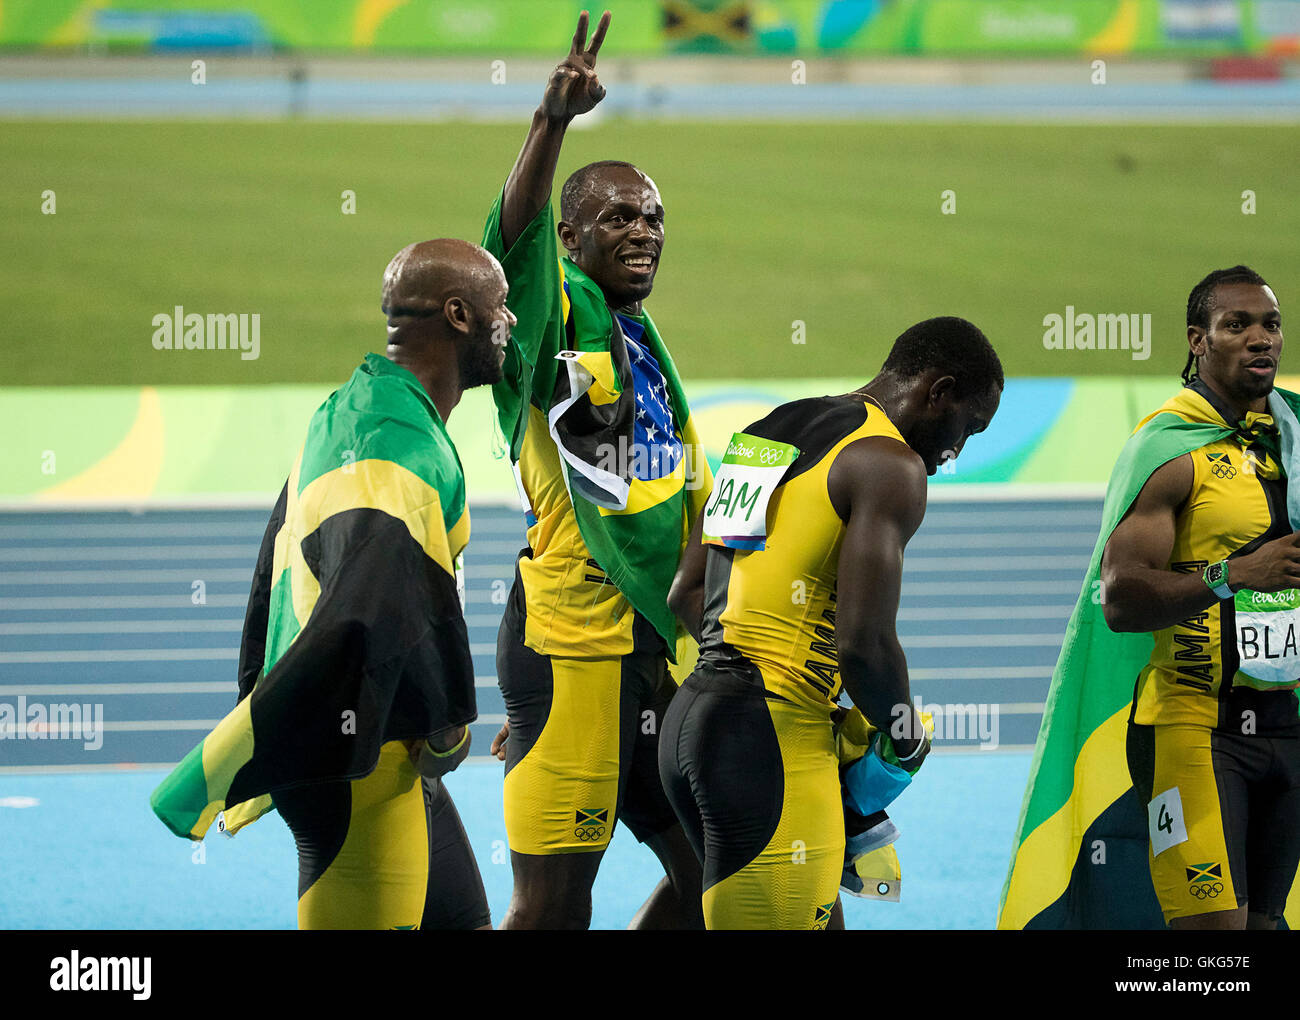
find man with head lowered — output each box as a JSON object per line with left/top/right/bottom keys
{"left": 480, "top": 10, "right": 712, "bottom": 928}
{"left": 1100, "top": 266, "right": 1300, "bottom": 929}
{"left": 152, "top": 239, "right": 513, "bottom": 929}
{"left": 660, "top": 317, "right": 1002, "bottom": 929}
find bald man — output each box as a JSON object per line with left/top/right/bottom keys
{"left": 222, "top": 238, "right": 514, "bottom": 929}
{"left": 480, "top": 11, "right": 711, "bottom": 929}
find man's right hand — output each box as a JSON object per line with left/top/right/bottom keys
{"left": 886, "top": 707, "right": 933, "bottom": 775}
{"left": 499, "top": 10, "right": 610, "bottom": 250}
{"left": 412, "top": 726, "right": 471, "bottom": 779}
{"left": 1230, "top": 530, "right": 1300, "bottom": 594}
{"left": 540, "top": 10, "right": 610, "bottom": 122}
{"left": 887, "top": 731, "right": 931, "bottom": 776}
{"left": 490, "top": 721, "right": 510, "bottom": 762}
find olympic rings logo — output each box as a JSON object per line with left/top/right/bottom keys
{"left": 575, "top": 825, "right": 606, "bottom": 841}
{"left": 1189, "top": 881, "right": 1224, "bottom": 899}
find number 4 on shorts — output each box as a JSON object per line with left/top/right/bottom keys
{"left": 1147, "top": 786, "right": 1189, "bottom": 856}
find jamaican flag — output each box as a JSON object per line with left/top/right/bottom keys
{"left": 482, "top": 192, "right": 711, "bottom": 651}
{"left": 999, "top": 383, "right": 1300, "bottom": 929}
{"left": 151, "top": 355, "right": 476, "bottom": 840}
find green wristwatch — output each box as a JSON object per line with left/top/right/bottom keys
{"left": 1203, "top": 560, "right": 1233, "bottom": 599}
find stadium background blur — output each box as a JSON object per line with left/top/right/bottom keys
{"left": 1, "top": 0, "right": 1298, "bottom": 929}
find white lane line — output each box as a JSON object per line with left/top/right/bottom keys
{"left": 910, "top": 532, "right": 1095, "bottom": 550}
{"left": 903, "top": 634, "right": 1063, "bottom": 648}
{"left": 0, "top": 569, "right": 251, "bottom": 584}
{"left": 458, "top": 541, "right": 526, "bottom": 556}
{"left": 0, "top": 522, "right": 525, "bottom": 541}
{"left": 0, "top": 762, "right": 183, "bottom": 775}
{"left": 924, "top": 485, "right": 1103, "bottom": 503}
{"left": 0, "top": 683, "right": 234, "bottom": 695}
{"left": 0, "top": 649, "right": 237, "bottom": 663}
{"left": 0, "top": 713, "right": 512, "bottom": 733}
{"left": 911, "top": 702, "right": 1046, "bottom": 715}
{"left": 918, "top": 510, "right": 1101, "bottom": 528}
{"left": 899, "top": 605, "right": 1074, "bottom": 620}
{"left": 901, "top": 582, "right": 1081, "bottom": 596}
{"left": 910, "top": 666, "right": 1053, "bottom": 679}
{"left": 0, "top": 595, "right": 251, "bottom": 610}
{"left": 927, "top": 744, "right": 1037, "bottom": 755}
{"left": 0, "top": 620, "right": 242, "bottom": 635}
{"left": 0, "top": 523, "right": 265, "bottom": 540}
{"left": 903, "top": 555, "right": 1090, "bottom": 572}
{"left": 0, "top": 680, "right": 507, "bottom": 697}
{"left": 0, "top": 545, "right": 257, "bottom": 562}
{"left": 1000, "top": 702, "right": 1047, "bottom": 714}
{"left": 0, "top": 719, "right": 222, "bottom": 735}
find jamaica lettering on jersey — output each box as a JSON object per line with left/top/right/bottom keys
{"left": 697, "top": 395, "right": 907, "bottom": 714}
{"left": 1134, "top": 378, "right": 1300, "bottom": 734}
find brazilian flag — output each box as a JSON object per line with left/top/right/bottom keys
{"left": 482, "top": 192, "right": 712, "bottom": 651}
{"left": 151, "top": 355, "right": 477, "bottom": 840}
{"left": 999, "top": 383, "right": 1300, "bottom": 928}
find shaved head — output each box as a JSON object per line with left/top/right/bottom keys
{"left": 381, "top": 237, "right": 512, "bottom": 398}
{"left": 382, "top": 238, "right": 503, "bottom": 325}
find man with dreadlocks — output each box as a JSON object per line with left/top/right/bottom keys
{"left": 1002, "top": 264, "right": 1300, "bottom": 931}
{"left": 1095, "top": 265, "right": 1300, "bottom": 928}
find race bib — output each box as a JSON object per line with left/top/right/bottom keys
{"left": 1234, "top": 587, "right": 1300, "bottom": 687}
{"left": 702, "top": 432, "right": 800, "bottom": 551}
{"left": 1148, "top": 786, "right": 1188, "bottom": 857}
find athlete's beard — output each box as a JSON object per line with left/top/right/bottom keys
{"left": 458, "top": 324, "right": 504, "bottom": 389}
{"left": 1206, "top": 338, "right": 1276, "bottom": 404}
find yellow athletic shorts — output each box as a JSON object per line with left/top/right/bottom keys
{"left": 497, "top": 591, "right": 678, "bottom": 855}
{"left": 660, "top": 667, "right": 844, "bottom": 930}
{"left": 1127, "top": 721, "right": 1300, "bottom": 924}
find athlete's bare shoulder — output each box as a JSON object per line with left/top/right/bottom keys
{"left": 828, "top": 434, "right": 927, "bottom": 537}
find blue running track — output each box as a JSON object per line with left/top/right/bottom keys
{"left": 0, "top": 497, "right": 1096, "bottom": 928}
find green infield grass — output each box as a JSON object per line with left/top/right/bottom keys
{"left": 2, "top": 119, "right": 1296, "bottom": 386}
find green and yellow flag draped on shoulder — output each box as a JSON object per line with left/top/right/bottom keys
{"left": 998, "top": 384, "right": 1300, "bottom": 929}
{"left": 481, "top": 191, "right": 711, "bottom": 655}
{"left": 151, "top": 355, "right": 476, "bottom": 841}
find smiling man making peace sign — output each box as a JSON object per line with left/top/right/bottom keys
{"left": 479, "top": 11, "right": 712, "bottom": 929}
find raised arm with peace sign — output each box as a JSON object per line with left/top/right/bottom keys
{"left": 500, "top": 10, "right": 611, "bottom": 250}
{"left": 480, "top": 7, "right": 707, "bottom": 932}
{"left": 541, "top": 9, "right": 609, "bottom": 121}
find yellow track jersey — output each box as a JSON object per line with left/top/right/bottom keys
{"left": 514, "top": 399, "right": 676, "bottom": 656}
{"left": 1134, "top": 380, "right": 1300, "bottom": 732}
{"left": 697, "top": 396, "right": 906, "bottom": 714}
